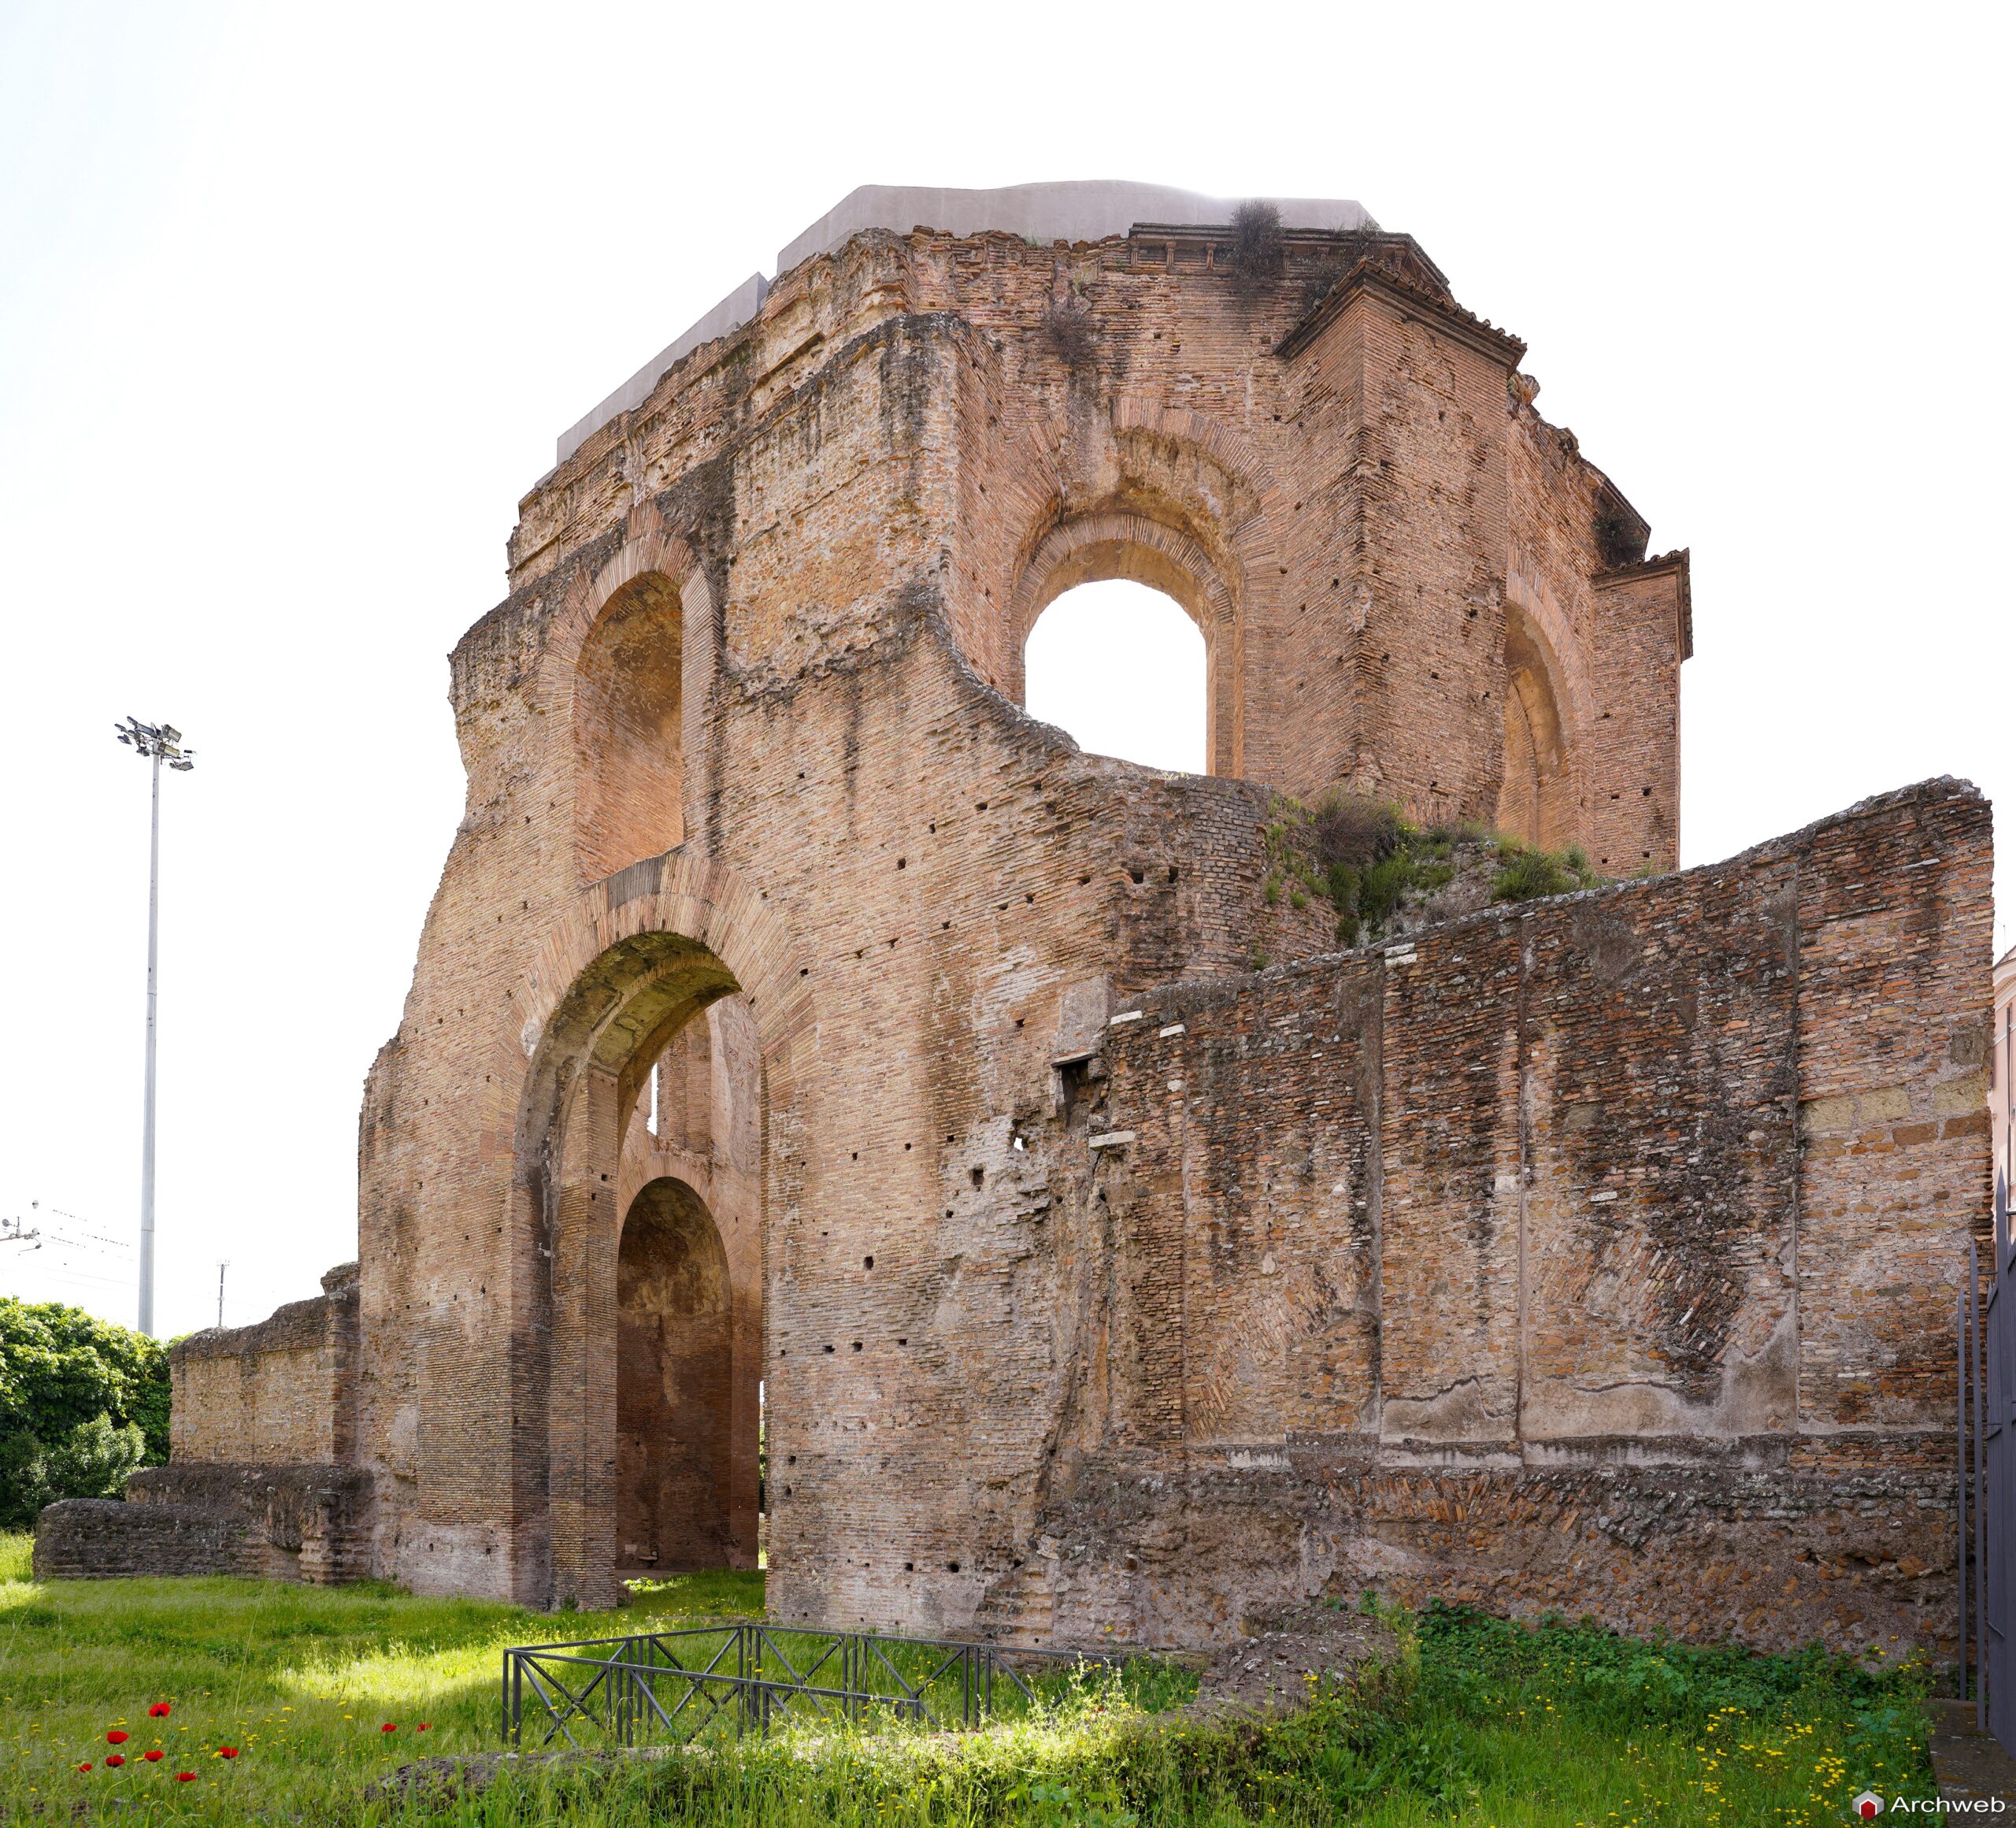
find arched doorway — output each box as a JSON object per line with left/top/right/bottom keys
{"left": 516, "top": 915, "right": 775, "bottom": 1607}
{"left": 617, "top": 1176, "right": 735, "bottom": 1573}
{"left": 1023, "top": 580, "right": 1206, "bottom": 773}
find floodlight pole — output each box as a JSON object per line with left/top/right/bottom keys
{"left": 140, "top": 741, "right": 161, "bottom": 1337}
{"left": 116, "top": 717, "right": 194, "bottom": 1337}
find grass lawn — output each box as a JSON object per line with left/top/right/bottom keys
{"left": 0, "top": 1530, "right": 1939, "bottom": 1824}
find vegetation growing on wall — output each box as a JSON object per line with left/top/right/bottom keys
{"left": 1262, "top": 792, "right": 1607, "bottom": 948}
{"left": 0, "top": 1300, "right": 168, "bottom": 1528}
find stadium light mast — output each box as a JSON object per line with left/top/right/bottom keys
{"left": 114, "top": 717, "right": 195, "bottom": 1337}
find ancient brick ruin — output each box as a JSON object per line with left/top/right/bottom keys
{"left": 40, "top": 184, "right": 1993, "bottom": 1660}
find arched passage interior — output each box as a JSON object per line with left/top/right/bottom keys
{"left": 617, "top": 1175, "right": 735, "bottom": 1572}
{"left": 523, "top": 929, "right": 766, "bottom": 1605}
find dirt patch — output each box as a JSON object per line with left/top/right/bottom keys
{"left": 1191, "top": 1601, "right": 1395, "bottom": 1715}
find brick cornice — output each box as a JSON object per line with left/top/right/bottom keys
{"left": 1275, "top": 260, "right": 1527, "bottom": 367}
{"left": 1594, "top": 547, "right": 1693, "bottom": 661}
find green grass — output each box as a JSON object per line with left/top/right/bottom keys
{"left": 0, "top": 1533, "right": 1937, "bottom": 1824}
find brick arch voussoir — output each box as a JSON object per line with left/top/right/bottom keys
{"left": 1108, "top": 396, "right": 1290, "bottom": 583}
{"left": 515, "top": 851, "right": 814, "bottom": 1124}
{"left": 1110, "top": 399, "right": 1279, "bottom": 502}
{"left": 1008, "top": 512, "right": 1233, "bottom": 652}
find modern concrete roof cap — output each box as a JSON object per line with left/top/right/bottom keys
{"left": 556, "top": 180, "right": 1373, "bottom": 465}
{"left": 775, "top": 180, "right": 1373, "bottom": 272}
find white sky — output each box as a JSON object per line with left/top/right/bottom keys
{"left": 1, "top": 2, "right": 2009, "bottom": 1338}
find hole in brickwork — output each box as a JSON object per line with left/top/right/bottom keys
{"left": 1025, "top": 580, "right": 1205, "bottom": 773}
{"left": 970, "top": 1167, "right": 985, "bottom": 1188}
{"left": 863, "top": 1255, "right": 874, "bottom": 1268}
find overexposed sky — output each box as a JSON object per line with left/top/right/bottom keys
{"left": 2, "top": 2, "right": 2009, "bottom": 1337}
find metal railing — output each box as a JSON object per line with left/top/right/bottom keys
{"left": 1962, "top": 1167, "right": 2013, "bottom": 1752}
{"left": 502, "top": 1622, "right": 1125, "bottom": 1750}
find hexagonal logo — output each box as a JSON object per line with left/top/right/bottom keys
{"left": 1851, "top": 1793, "right": 1882, "bottom": 1820}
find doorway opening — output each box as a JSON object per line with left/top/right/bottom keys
{"left": 616, "top": 1177, "right": 734, "bottom": 1572}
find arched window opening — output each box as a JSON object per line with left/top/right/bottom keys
{"left": 617, "top": 1176, "right": 735, "bottom": 1574}
{"left": 574, "top": 571, "right": 684, "bottom": 883}
{"left": 1023, "top": 580, "right": 1206, "bottom": 774}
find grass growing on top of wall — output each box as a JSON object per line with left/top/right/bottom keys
{"left": 1261, "top": 793, "right": 1607, "bottom": 950}
{"left": 0, "top": 1537, "right": 1936, "bottom": 1825}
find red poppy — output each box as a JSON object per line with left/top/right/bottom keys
{"left": 77, "top": 1762, "right": 93, "bottom": 1773}
{"left": 417, "top": 1723, "right": 430, "bottom": 1732}
{"left": 217, "top": 1746, "right": 239, "bottom": 1759}
{"left": 105, "top": 1756, "right": 124, "bottom": 1768}
{"left": 380, "top": 1722, "right": 396, "bottom": 1733}
{"left": 106, "top": 1731, "right": 128, "bottom": 1745}
{"left": 148, "top": 1704, "right": 172, "bottom": 1718}
{"left": 175, "top": 1771, "right": 196, "bottom": 1782}
{"left": 143, "top": 1749, "right": 164, "bottom": 1762}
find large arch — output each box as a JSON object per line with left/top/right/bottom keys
{"left": 510, "top": 851, "right": 813, "bottom": 1607}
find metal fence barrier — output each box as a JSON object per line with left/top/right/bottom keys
{"left": 1962, "top": 1168, "right": 2012, "bottom": 1752}
{"left": 502, "top": 1622, "right": 1126, "bottom": 1750}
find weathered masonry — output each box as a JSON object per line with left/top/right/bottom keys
{"left": 39, "top": 183, "right": 1992, "bottom": 1662}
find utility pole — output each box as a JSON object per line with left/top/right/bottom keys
{"left": 216, "top": 1259, "right": 228, "bottom": 1330}
{"left": 115, "top": 717, "right": 195, "bottom": 1337}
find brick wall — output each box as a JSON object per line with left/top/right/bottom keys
{"left": 169, "top": 1262, "right": 358, "bottom": 1466}
{"left": 1038, "top": 781, "right": 1989, "bottom": 1652}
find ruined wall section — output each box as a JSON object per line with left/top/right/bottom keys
{"left": 334, "top": 304, "right": 1340, "bottom": 1608}
{"left": 150, "top": 217, "right": 1695, "bottom": 1619}
{"left": 1019, "top": 781, "right": 1988, "bottom": 1655}
{"left": 1795, "top": 784, "right": 1994, "bottom": 1441}
{"left": 514, "top": 224, "right": 1671, "bottom": 840}
{"left": 169, "top": 1262, "right": 360, "bottom": 1466}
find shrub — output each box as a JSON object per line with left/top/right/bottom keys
{"left": 1229, "top": 200, "right": 1284, "bottom": 283}
{"left": 1041, "top": 305, "right": 1095, "bottom": 369}
{"left": 1492, "top": 842, "right": 1599, "bottom": 903}
{"left": 1307, "top": 795, "right": 1400, "bottom": 872}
